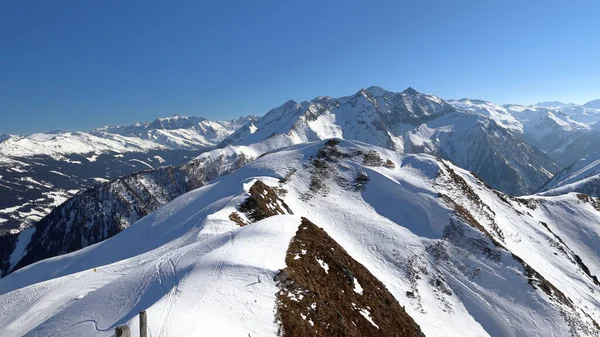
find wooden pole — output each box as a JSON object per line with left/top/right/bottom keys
{"left": 139, "top": 310, "right": 148, "bottom": 337}
{"left": 115, "top": 325, "right": 130, "bottom": 337}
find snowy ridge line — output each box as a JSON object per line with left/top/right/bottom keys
{"left": 0, "top": 115, "right": 256, "bottom": 162}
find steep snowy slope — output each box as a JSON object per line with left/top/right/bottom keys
{"left": 539, "top": 152, "right": 600, "bottom": 197}
{"left": 405, "top": 112, "right": 557, "bottom": 195}
{"left": 1, "top": 140, "right": 598, "bottom": 337}
{"left": 224, "top": 87, "right": 558, "bottom": 195}
{"left": 0, "top": 115, "right": 253, "bottom": 235}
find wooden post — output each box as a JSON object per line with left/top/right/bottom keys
{"left": 115, "top": 325, "right": 130, "bottom": 337}
{"left": 139, "top": 310, "right": 148, "bottom": 337}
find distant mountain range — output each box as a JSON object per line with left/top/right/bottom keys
{"left": 0, "top": 115, "right": 256, "bottom": 233}
{"left": 535, "top": 99, "right": 600, "bottom": 109}
{"left": 450, "top": 98, "right": 600, "bottom": 166}
{"left": 1, "top": 115, "right": 256, "bottom": 162}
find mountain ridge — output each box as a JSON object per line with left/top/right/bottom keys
{"left": 450, "top": 98, "right": 600, "bottom": 167}
{"left": 0, "top": 134, "right": 295, "bottom": 277}
{"left": 1, "top": 139, "right": 598, "bottom": 336}
{"left": 225, "top": 87, "right": 558, "bottom": 195}
{"left": 539, "top": 151, "right": 600, "bottom": 197}
{"left": 0, "top": 115, "right": 255, "bottom": 236}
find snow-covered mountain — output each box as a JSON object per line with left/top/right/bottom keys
{"left": 1, "top": 115, "right": 256, "bottom": 163}
{"left": 554, "top": 104, "right": 600, "bottom": 125}
{"left": 505, "top": 104, "right": 592, "bottom": 165}
{"left": 447, "top": 98, "right": 521, "bottom": 132}
{"left": 584, "top": 99, "right": 600, "bottom": 109}
{"left": 535, "top": 101, "right": 572, "bottom": 108}
{"left": 449, "top": 99, "right": 600, "bottom": 167}
{"left": 539, "top": 151, "right": 600, "bottom": 197}
{"left": 94, "top": 114, "right": 255, "bottom": 149}
{"left": 224, "top": 87, "right": 559, "bottom": 195}
{"left": 1, "top": 140, "right": 598, "bottom": 337}
{"left": 513, "top": 102, "right": 600, "bottom": 166}
{"left": 0, "top": 135, "right": 295, "bottom": 277}
{"left": 224, "top": 87, "right": 455, "bottom": 150}
{"left": 0, "top": 115, "right": 254, "bottom": 235}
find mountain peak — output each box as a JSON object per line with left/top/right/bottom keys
{"left": 364, "top": 85, "right": 391, "bottom": 96}
{"left": 282, "top": 99, "right": 298, "bottom": 107}
{"left": 403, "top": 87, "right": 420, "bottom": 95}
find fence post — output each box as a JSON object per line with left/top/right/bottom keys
{"left": 140, "top": 310, "right": 148, "bottom": 337}
{"left": 115, "top": 325, "right": 130, "bottom": 337}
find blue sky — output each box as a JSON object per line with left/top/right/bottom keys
{"left": 1, "top": 0, "right": 599, "bottom": 134}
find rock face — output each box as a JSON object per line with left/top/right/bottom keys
{"left": 276, "top": 217, "right": 425, "bottom": 337}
